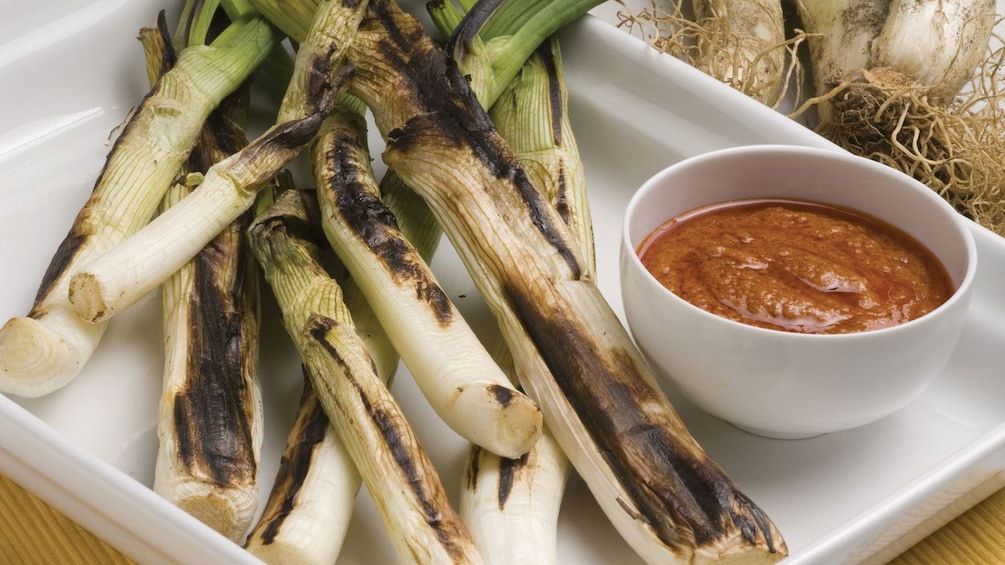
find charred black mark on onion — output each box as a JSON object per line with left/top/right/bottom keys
{"left": 537, "top": 44, "right": 573, "bottom": 226}
{"left": 729, "top": 489, "right": 783, "bottom": 554}
{"left": 502, "top": 281, "right": 784, "bottom": 552}
{"left": 446, "top": 0, "right": 506, "bottom": 54}
{"left": 466, "top": 446, "right": 482, "bottom": 491}
{"left": 30, "top": 232, "right": 88, "bottom": 312}
{"left": 554, "top": 162, "right": 571, "bottom": 225}
{"left": 496, "top": 451, "right": 529, "bottom": 509}
{"left": 256, "top": 113, "right": 327, "bottom": 154}
{"left": 235, "top": 114, "right": 331, "bottom": 190}
{"left": 206, "top": 88, "right": 251, "bottom": 157}
{"left": 307, "top": 314, "right": 468, "bottom": 560}
{"left": 307, "top": 46, "right": 343, "bottom": 113}
{"left": 489, "top": 383, "right": 514, "bottom": 408}
{"left": 285, "top": 203, "right": 325, "bottom": 248}
{"left": 538, "top": 42, "right": 564, "bottom": 147}
{"left": 323, "top": 128, "right": 452, "bottom": 324}
{"left": 367, "top": 0, "right": 421, "bottom": 54}
{"left": 154, "top": 10, "right": 177, "bottom": 76}
{"left": 186, "top": 133, "right": 219, "bottom": 176}
{"left": 174, "top": 231, "right": 257, "bottom": 486}
{"left": 168, "top": 72, "right": 258, "bottom": 486}
{"left": 238, "top": 63, "right": 350, "bottom": 171}
{"left": 259, "top": 374, "right": 331, "bottom": 544}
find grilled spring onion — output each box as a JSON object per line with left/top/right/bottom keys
{"left": 155, "top": 177, "right": 263, "bottom": 543}
{"left": 244, "top": 369, "right": 360, "bottom": 564}
{"left": 245, "top": 177, "right": 402, "bottom": 563}
{"left": 427, "top": 2, "right": 586, "bottom": 556}
{"left": 457, "top": 34, "right": 593, "bottom": 564}
{"left": 347, "top": 0, "right": 787, "bottom": 562}
{"left": 363, "top": 81, "right": 566, "bottom": 558}
{"left": 245, "top": 183, "right": 403, "bottom": 564}
{"left": 0, "top": 7, "right": 280, "bottom": 398}
{"left": 461, "top": 426, "right": 567, "bottom": 564}
{"left": 141, "top": 14, "right": 264, "bottom": 540}
{"left": 65, "top": 0, "right": 361, "bottom": 324}
{"left": 312, "top": 96, "right": 543, "bottom": 459}
{"left": 792, "top": 0, "right": 1005, "bottom": 233}
{"left": 248, "top": 188, "right": 483, "bottom": 565}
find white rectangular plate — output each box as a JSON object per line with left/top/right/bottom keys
{"left": 2, "top": 2, "right": 1005, "bottom": 564}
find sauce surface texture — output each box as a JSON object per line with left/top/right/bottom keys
{"left": 638, "top": 199, "right": 953, "bottom": 334}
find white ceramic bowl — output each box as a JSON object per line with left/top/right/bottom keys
{"left": 620, "top": 145, "right": 977, "bottom": 439}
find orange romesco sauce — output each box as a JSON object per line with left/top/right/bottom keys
{"left": 638, "top": 199, "right": 954, "bottom": 334}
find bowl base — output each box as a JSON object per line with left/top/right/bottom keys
{"left": 730, "top": 422, "right": 825, "bottom": 440}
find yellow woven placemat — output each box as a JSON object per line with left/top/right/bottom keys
{"left": 889, "top": 487, "right": 1005, "bottom": 564}
{"left": 2, "top": 470, "right": 1005, "bottom": 564}
{"left": 0, "top": 473, "right": 134, "bottom": 565}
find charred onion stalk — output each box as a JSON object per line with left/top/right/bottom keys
{"left": 244, "top": 369, "right": 360, "bottom": 564}
{"left": 312, "top": 96, "right": 543, "bottom": 459}
{"left": 618, "top": 0, "right": 797, "bottom": 107}
{"left": 245, "top": 178, "right": 401, "bottom": 563}
{"left": 248, "top": 188, "right": 483, "bottom": 565}
{"left": 458, "top": 42, "right": 579, "bottom": 565}
{"left": 427, "top": 5, "right": 591, "bottom": 559}
{"left": 245, "top": 288, "right": 398, "bottom": 564}
{"left": 149, "top": 16, "right": 265, "bottom": 537}
{"left": 155, "top": 179, "right": 264, "bottom": 542}
{"left": 426, "top": 3, "right": 591, "bottom": 556}
{"left": 460, "top": 427, "right": 567, "bottom": 564}
{"left": 461, "top": 35, "right": 598, "bottom": 564}
{"left": 347, "top": 0, "right": 787, "bottom": 562}
{"left": 793, "top": 0, "right": 1005, "bottom": 233}
{"left": 136, "top": 10, "right": 265, "bottom": 541}
{"left": 0, "top": 7, "right": 280, "bottom": 398}
{"left": 432, "top": 6, "right": 592, "bottom": 556}
{"left": 65, "top": 0, "right": 361, "bottom": 324}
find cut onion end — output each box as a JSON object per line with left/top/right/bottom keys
{"left": 0, "top": 314, "right": 100, "bottom": 397}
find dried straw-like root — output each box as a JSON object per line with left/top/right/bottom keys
{"left": 616, "top": 0, "right": 806, "bottom": 108}
{"left": 793, "top": 33, "right": 1005, "bottom": 235}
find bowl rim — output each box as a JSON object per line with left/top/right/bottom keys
{"left": 620, "top": 144, "right": 979, "bottom": 340}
